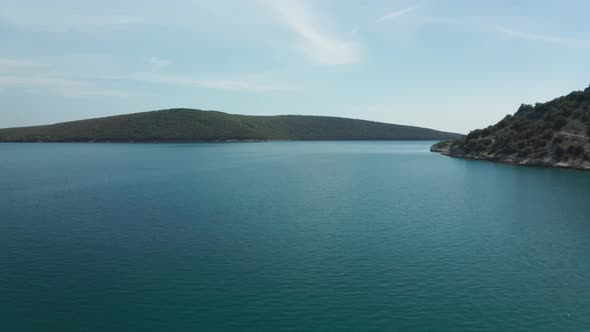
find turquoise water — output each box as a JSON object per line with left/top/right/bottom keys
{"left": 1, "top": 141, "right": 590, "bottom": 331}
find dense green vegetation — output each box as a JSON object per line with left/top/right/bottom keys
{"left": 0, "top": 109, "right": 462, "bottom": 142}
{"left": 435, "top": 85, "right": 590, "bottom": 167}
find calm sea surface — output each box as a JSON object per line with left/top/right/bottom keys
{"left": 1, "top": 141, "right": 590, "bottom": 331}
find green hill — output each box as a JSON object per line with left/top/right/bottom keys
{"left": 0, "top": 109, "right": 462, "bottom": 142}
{"left": 432, "top": 85, "right": 590, "bottom": 170}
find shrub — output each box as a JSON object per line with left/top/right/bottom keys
{"left": 473, "top": 143, "right": 486, "bottom": 153}
{"left": 510, "top": 119, "right": 527, "bottom": 132}
{"left": 555, "top": 145, "right": 565, "bottom": 158}
{"left": 499, "top": 144, "right": 517, "bottom": 155}
{"left": 566, "top": 144, "right": 585, "bottom": 156}
{"left": 552, "top": 136, "right": 564, "bottom": 144}
{"left": 495, "top": 115, "right": 512, "bottom": 130}
{"left": 466, "top": 129, "right": 483, "bottom": 141}
{"left": 518, "top": 148, "right": 532, "bottom": 158}
{"left": 517, "top": 104, "right": 535, "bottom": 117}
{"left": 532, "top": 151, "right": 547, "bottom": 159}
{"left": 552, "top": 116, "right": 568, "bottom": 130}
{"left": 533, "top": 138, "right": 547, "bottom": 149}
{"left": 541, "top": 129, "right": 554, "bottom": 140}
{"left": 463, "top": 141, "right": 476, "bottom": 153}
{"left": 534, "top": 103, "right": 548, "bottom": 115}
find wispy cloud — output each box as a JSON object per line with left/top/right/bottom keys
{"left": 491, "top": 25, "right": 587, "bottom": 45}
{"left": 86, "top": 15, "right": 144, "bottom": 26}
{"left": 148, "top": 56, "right": 170, "bottom": 67}
{"left": 419, "top": 16, "right": 588, "bottom": 46}
{"left": 261, "top": 0, "right": 360, "bottom": 65}
{"left": 110, "top": 73, "right": 299, "bottom": 93}
{"left": 0, "top": 54, "right": 295, "bottom": 96}
{"left": 0, "top": 70, "right": 295, "bottom": 96}
{"left": 0, "top": 57, "right": 128, "bottom": 96}
{"left": 420, "top": 16, "right": 465, "bottom": 26}
{"left": 351, "top": 6, "right": 416, "bottom": 38}
{"left": 378, "top": 7, "right": 416, "bottom": 22}
{"left": 0, "top": 6, "right": 144, "bottom": 31}
{"left": 0, "top": 58, "right": 47, "bottom": 70}
{"left": 0, "top": 75, "right": 129, "bottom": 97}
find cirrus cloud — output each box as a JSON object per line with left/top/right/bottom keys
{"left": 260, "top": 0, "right": 361, "bottom": 65}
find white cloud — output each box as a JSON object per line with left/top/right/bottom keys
{"left": 0, "top": 5, "right": 144, "bottom": 30}
{"left": 261, "top": 0, "right": 361, "bottom": 65}
{"left": 0, "top": 75, "right": 129, "bottom": 97}
{"left": 0, "top": 57, "right": 128, "bottom": 96}
{"left": 127, "top": 73, "right": 298, "bottom": 93}
{"left": 0, "top": 70, "right": 295, "bottom": 96}
{"left": 0, "top": 54, "right": 295, "bottom": 96}
{"left": 378, "top": 7, "right": 416, "bottom": 22}
{"left": 0, "top": 58, "right": 126, "bottom": 96}
{"left": 491, "top": 25, "right": 587, "bottom": 45}
{"left": 0, "top": 58, "right": 47, "bottom": 73}
{"left": 419, "top": 16, "right": 588, "bottom": 46}
{"left": 87, "top": 15, "right": 144, "bottom": 26}
{"left": 0, "top": 51, "right": 296, "bottom": 96}
{"left": 148, "top": 56, "right": 171, "bottom": 67}
{"left": 420, "top": 16, "right": 466, "bottom": 26}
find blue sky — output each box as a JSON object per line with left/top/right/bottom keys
{"left": 1, "top": 0, "right": 589, "bottom": 133}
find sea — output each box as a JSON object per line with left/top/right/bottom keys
{"left": 1, "top": 141, "right": 590, "bottom": 331}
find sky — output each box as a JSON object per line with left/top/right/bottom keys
{"left": 1, "top": 0, "right": 590, "bottom": 133}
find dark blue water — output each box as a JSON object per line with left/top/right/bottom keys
{"left": 1, "top": 142, "right": 590, "bottom": 331}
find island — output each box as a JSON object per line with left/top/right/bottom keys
{"left": 432, "top": 85, "right": 590, "bottom": 170}
{"left": 0, "top": 109, "right": 462, "bottom": 142}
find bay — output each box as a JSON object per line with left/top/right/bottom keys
{"left": 1, "top": 141, "right": 590, "bottom": 331}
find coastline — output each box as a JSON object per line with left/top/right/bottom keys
{"left": 0, "top": 138, "right": 455, "bottom": 143}
{"left": 432, "top": 147, "right": 590, "bottom": 171}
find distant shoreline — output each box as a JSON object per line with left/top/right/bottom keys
{"left": 0, "top": 138, "right": 446, "bottom": 144}
{"left": 0, "top": 109, "right": 463, "bottom": 143}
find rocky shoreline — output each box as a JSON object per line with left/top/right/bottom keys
{"left": 431, "top": 142, "right": 590, "bottom": 171}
